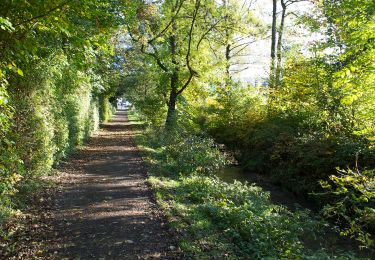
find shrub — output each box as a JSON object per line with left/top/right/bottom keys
{"left": 140, "top": 126, "right": 355, "bottom": 258}
{"left": 0, "top": 73, "right": 24, "bottom": 225}
{"left": 206, "top": 96, "right": 375, "bottom": 197}
{"left": 142, "top": 126, "right": 227, "bottom": 176}
{"left": 320, "top": 168, "right": 375, "bottom": 249}
{"left": 0, "top": 51, "right": 106, "bottom": 229}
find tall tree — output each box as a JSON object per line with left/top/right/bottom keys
{"left": 275, "top": 0, "right": 308, "bottom": 86}
{"left": 269, "top": 0, "right": 277, "bottom": 88}
{"left": 126, "top": 0, "right": 217, "bottom": 126}
{"left": 275, "top": 0, "right": 286, "bottom": 87}
{"left": 217, "top": 0, "right": 264, "bottom": 84}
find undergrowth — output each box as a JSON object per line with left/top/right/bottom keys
{"left": 133, "top": 119, "right": 359, "bottom": 259}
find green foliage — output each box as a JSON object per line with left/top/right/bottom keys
{"left": 0, "top": 0, "right": 123, "bottom": 230}
{"left": 205, "top": 83, "right": 374, "bottom": 194}
{"left": 0, "top": 66, "right": 23, "bottom": 224}
{"left": 320, "top": 168, "right": 375, "bottom": 249}
{"left": 0, "top": 17, "right": 14, "bottom": 32}
{"left": 118, "top": 70, "right": 167, "bottom": 125}
{"left": 0, "top": 51, "right": 106, "bottom": 228}
{"left": 122, "top": 0, "right": 374, "bottom": 254}
{"left": 137, "top": 122, "right": 354, "bottom": 258}
{"left": 0, "top": 0, "right": 372, "bottom": 255}
{"left": 99, "top": 94, "right": 111, "bottom": 123}
{"left": 200, "top": 42, "right": 374, "bottom": 248}
{"left": 140, "top": 126, "right": 227, "bottom": 177}
{"left": 198, "top": 0, "right": 375, "bottom": 202}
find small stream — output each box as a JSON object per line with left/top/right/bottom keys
{"left": 217, "top": 166, "right": 316, "bottom": 211}
{"left": 217, "top": 166, "right": 250, "bottom": 183}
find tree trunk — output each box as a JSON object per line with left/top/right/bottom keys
{"left": 269, "top": 0, "right": 277, "bottom": 88}
{"left": 275, "top": 0, "right": 286, "bottom": 87}
{"left": 165, "top": 80, "right": 177, "bottom": 126}
{"left": 223, "top": 0, "right": 231, "bottom": 89}
{"left": 165, "top": 13, "right": 179, "bottom": 127}
{"left": 225, "top": 43, "right": 231, "bottom": 82}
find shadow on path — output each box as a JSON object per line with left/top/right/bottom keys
{"left": 44, "top": 110, "right": 178, "bottom": 259}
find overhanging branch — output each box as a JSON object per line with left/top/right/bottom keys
{"left": 15, "top": 0, "right": 72, "bottom": 27}
{"left": 177, "top": 0, "right": 200, "bottom": 95}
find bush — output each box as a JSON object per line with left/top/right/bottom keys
{"left": 205, "top": 93, "right": 375, "bottom": 197}
{"left": 320, "top": 168, "right": 375, "bottom": 249}
{"left": 195, "top": 87, "right": 374, "bottom": 253}
{"left": 150, "top": 175, "right": 327, "bottom": 258}
{"left": 141, "top": 126, "right": 227, "bottom": 176}
{"left": 8, "top": 55, "right": 101, "bottom": 177}
{"left": 138, "top": 125, "right": 355, "bottom": 258}
{"left": 0, "top": 51, "right": 107, "bottom": 229}
{"left": 0, "top": 73, "right": 24, "bottom": 224}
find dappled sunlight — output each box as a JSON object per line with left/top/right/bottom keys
{"left": 32, "top": 111, "right": 176, "bottom": 259}
{"left": 2, "top": 0, "right": 373, "bottom": 258}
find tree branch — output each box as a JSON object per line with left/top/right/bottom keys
{"left": 230, "top": 39, "right": 257, "bottom": 51}
{"left": 230, "top": 66, "right": 249, "bottom": 74}
{"left": 127, "top": 25, "right": 168, "bottom": 72}
{"left": 148, "top": 0, "right": 185, "bottom": 43}
{"left": 15, "top": 0, "right": 72, "bottom": 27}
{"left": 145, "top": 43, "right": 169, "bottom": 72}
{"left": 196, "top": 18, "right": 223, "bottom": 50}
{"left": 177, "top": 0, "right": 200, "bottom": 95}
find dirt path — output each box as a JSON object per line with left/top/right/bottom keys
{"left": 39, "top": 110, "right": 178, "bottom": 259}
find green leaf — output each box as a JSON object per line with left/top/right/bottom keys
{"left": 17, "top": 69, "right": 24, "bottom": 77}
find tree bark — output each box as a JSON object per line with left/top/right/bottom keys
{"left": 224, "top": 0, "right": 231, "bottom": 87}
{"left": 269, "top": 0, "right": 277, "bottom": 88}
{"left": 165, "top": 0, "right": 200, "bottom": 127}
{"left": 225, "top": 43, "right": 231, "bottom": 81}
{"left": 275, "top": 0, "right": 286, "bottom": 87}
{"left": 165, "top": 11, "right": 179, "bottom": 127}
{"left": 166, "top": 78, "right": 178, "bottom": 126}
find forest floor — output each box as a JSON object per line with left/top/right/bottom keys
{"left": 1, "top": 110, "right": 179, "bottom": 259}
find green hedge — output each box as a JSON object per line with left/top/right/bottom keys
{"left": 0, "top": 52, "right": 109, "bottom": 226}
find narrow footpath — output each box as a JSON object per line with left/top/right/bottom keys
{"left": 41, "top": 110, "right": 178, "bottom": 259}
